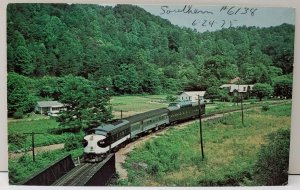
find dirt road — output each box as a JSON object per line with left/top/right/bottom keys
{"left": 9, "top": 143, "right": 65, "bottom": 159}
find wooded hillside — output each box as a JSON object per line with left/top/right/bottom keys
{"left": 7, "top": 4, "right": 294, "bottom": 112}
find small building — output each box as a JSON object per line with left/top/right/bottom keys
{"left": 220, "top": 84, "right": 254, "bottom": 96}
{"left": 35, "top": 101, "right": 65, "bottom": 115}
{"left": 179, "top": 91, "right": 206, "bottom": 102}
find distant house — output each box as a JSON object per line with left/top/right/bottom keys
{"left": 220, "top": 84, "right": 254, "bottom": 96}
{"left": 179, "top": 91, "right": 206, "bottom": 102}
{"left": 35, "top": 101, "right": 65, "bottom": 115}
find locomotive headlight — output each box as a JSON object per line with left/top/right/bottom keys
{"left": 82, "top": 139, "right": 88, "bottom": 147}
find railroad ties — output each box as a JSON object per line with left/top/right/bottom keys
{"left": 52, "top": 154, "right": 116, "bottom": 186}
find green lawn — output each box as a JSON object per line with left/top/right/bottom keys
{"left": 8, "top": 95, "right": 289, "bottom": 151}
{"left": 111, "top": 94, "right": 171, "bottom": 118}
{"left": 8, "top": 95, "right": 290, "bottom": 185}
{"left": 121, "top": 103, "right": 291, "bottom": 186}
{"left": 8, "top": 118, "right": 71, "bottom": 151}
{"left": 8, "top": 118, "right": 59, "bottom": 134}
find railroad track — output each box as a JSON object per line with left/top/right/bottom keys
{"left": 53, "top": 101, "right": 290, "bottom": 183}
{"left": 52, "top": 154, "right": 115, "bottom": 186}
{"left": 52, "top": 163, "right": 94, "bottom": 186}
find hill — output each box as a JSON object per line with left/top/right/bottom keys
{"left": 7, "top": 4, "right": 294, "bottom": 117}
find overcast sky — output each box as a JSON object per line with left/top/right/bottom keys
{"left": 138, "top": 5, "right": 295, "bottom": 32}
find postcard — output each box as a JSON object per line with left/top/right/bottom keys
{"left": 7, "top": 3, "right": 295, "bottom": 186}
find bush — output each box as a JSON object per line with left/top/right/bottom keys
{"left": 49, "top": 126, "right": 81, "bottom": 134}
{"left": 8, "top": 134, "right": 27, "bottom": 150}
{"left": 13, "top": 110, "right": 24, "bottom": 119}
{"left": 253, "top": 129, "right": 290, "bottom": 185}
{"left": 64, "top": 134, "right": 83, "bottom": 151}
{"left": 261, "top": 104, "right": 270, "bottom": 111}
{"left": 166, "top": 95, "right": 177, "bottom": 102}
{"left": 249, "top": 99, "right": 256, "bottom": 104}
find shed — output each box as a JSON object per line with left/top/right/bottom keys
{"left": 35, "top": 101, "right": 65, "bottom": 115}
{"left": 179, "top": 91, "right": 206, "bottom": 102}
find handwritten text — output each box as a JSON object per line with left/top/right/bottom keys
{"left": 220, "top": 6, "right": 258, "bottom": 16}
{"left": 160, "top": 5, "right": 214, "bottom": 15}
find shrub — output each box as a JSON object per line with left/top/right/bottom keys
{"left": 261, "top": 104, "right": 270, "bottom": 111}
{"left": 13, "top": 110, "right": 24, "bottom": 119}
{"left": 8, "top": 133, "right": 26, "bottom": 148}
{"left": 64, "top": 134, "right": 83, "bottom": 151}
{"left": 166, "top": 95, "right": 177, "bottom": 102}
{"left": 249, "top": 99, "right": 256, "bottom": 104}
{"left": 253, "top": 129, "right": 290, "bottom": 185}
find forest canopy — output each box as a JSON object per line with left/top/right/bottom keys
{"left": 7, "top": 4, "right": 294, "bottom": 115}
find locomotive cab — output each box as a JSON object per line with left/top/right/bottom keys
{"left": 83, "top": 120, "right": 130, "bottom": 162}
{"left": 83, "top": 128, "right": 110, "bottom": 162}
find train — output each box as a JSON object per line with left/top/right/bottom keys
{"left": 83, "top": 100, "right": 206, "bottom": 162}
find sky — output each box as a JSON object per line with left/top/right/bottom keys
{"left": 139, "top": 5, "right": 295, "bottom": 32}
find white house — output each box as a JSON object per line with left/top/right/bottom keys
{"left": 35, "top": 101, "right": 65, "bottom": 115}
{"left": 179, "top": 91, "right": 206, "bottom": 102}
{"left": 220, "top": 84, "right": 254, "bottom": 96}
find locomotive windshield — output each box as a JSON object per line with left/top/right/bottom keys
{"left": 95, "top": 129, "right": 107, "bottom": 136}
{"left": 85, "top": 128, "right": 107, "bottom": 136}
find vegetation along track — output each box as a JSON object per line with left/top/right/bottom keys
{"left": 115, "top": 100, "right": 289, "bottom": 179}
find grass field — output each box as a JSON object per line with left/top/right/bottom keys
{"left": 121, "top": 103, "right": 291, "bottom": 186}
{"left": 7, "top": 95, "right": 291, "bottom": 185}
{"left": 8, "top": 118, "right": 75, "bottom": 151}
{"left": 8, "top": 95, "right": 172, "bottom": 151}
{"left": 8, "top": 95, "right": 289, "bottom": 152}
{"left": 111, "top": 95, "right": 171, "bottom": 118}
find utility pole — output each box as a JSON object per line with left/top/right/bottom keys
{"left": 24, "top": 132, "right": 44, "bottom": 162}
{"left": 238, "top": 80, "right": 244, "bottom": 126}
{"left": 198, "top": 95, "right": 204, "bottom": 160}
{"left": 240, "top": 92, "right": 244, "bottom": 126}
{"left": 120, "top": 110, "right": 123, "bottom": 119}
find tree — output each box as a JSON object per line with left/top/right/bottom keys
{"left": 57, "top": 75, "right": 112, "bottom": 131}
{"left": 259, "top": 70, "right": 272, "bottom": 84}
{"left": 7, "top": 72, "right": 37, "bottom": 117}
{"left": 35, "top": 76, "right": 64, "bottom": 100}
{"left": 205, "top": 86, "right": 223, "bottom": 103}
{"left": 252, "top": 83, "right": 274, "bottom": 101}
{"left": 141, "top": 63, "right": 162, "bottom": 94}
{"left": 273, "top": 76, "right": 293, "bottom": 99}
{"left": 113, "top": 64, "right": 141, "bottom": 94}
{"left": 14, "top": 46, "right": 34, "bottom": 75}
{"left": 6, "top": 4, "right": 295, "bottom": 97}
{"left": 254, "top": 129, "right": 290, "bottom": 185}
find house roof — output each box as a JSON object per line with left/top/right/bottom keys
{"left": 181, "top": 91, "right": 206, "bottom": 97}
{"left": 220, "top": 84, "right": 232, "bottom": 88}
{"left": 36, "top": 101, "right": 64, "bottom": 107}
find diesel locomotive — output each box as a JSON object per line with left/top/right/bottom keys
{"left": 83, "top": 101, "right": 205, "bottom": 162}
